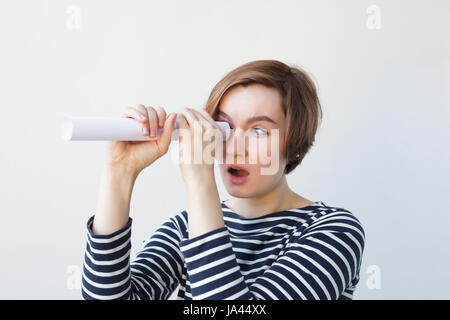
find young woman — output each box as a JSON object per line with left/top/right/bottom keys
{"left": 82, "top": 60, "right": 365, "bottom": 300}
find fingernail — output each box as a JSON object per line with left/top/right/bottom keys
{"left": 140, "top": 115, "right": 146, "bottom": 120}
{"left": 151, "top": 128, "right": 157, "bottom": 137}
{"left": 143, "top": 127, "right": 148, "bottom": 135}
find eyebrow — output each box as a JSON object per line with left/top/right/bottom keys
{"left": 217, "top": 111, "right": 277, "bottom": 126}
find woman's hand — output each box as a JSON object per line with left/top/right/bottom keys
{"left": 104, "top": 104, "right": 177, "bottom": 176}
{"left": 177, "top": 107, "right": 226, "bottom": 239}
{"left": 177, "top": 107, "right": 223, "bottom": 187}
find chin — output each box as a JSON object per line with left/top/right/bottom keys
{"left": 219, "top": 171, "right": 261, "bottom": 199}
{"left": 226, "top": 186, "right": 252, "bottom": 198}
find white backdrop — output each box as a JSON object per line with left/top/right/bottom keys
{"left": 0, "top": 0, "right": 449, "bottom": 299}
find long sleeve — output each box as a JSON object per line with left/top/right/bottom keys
{"left": 179, "top": 210, "right": 365, "bottom": 300}
{"left": 82, "top": 214, "right": 183, "bottom": 300}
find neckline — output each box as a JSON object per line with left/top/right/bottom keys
{"left": 221, "top": 199, "right": 325, "bottom": 221}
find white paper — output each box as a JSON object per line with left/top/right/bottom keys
{"left": 61, "top": 116, "right": 231, "bottom": 141}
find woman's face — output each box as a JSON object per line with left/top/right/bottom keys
{"left": 216, "top": 83, "right": 288, "bottom": 198}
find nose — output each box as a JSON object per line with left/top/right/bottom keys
{"left": 225, "top": 128, "right": 248, "bottom": 162}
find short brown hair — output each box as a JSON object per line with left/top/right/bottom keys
{"left": 205, "top": 60, "right": 323, "bottom": 174}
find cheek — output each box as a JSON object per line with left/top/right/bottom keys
{"left": 257, "top": 139, "right": 270, "bottom": 159}
{"left": 251, "top": 136, "right": 280, "bottom": 163}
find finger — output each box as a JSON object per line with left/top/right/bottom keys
{"left": 138, "top": 105, "right": 158, "bottom": 138}
{"left": 120, "top": 106, "right": 148, "bottom": 122}
{"left": 194, "top": 108, "right": 217, "bottom": 129}
{"left": 179, "top": 107, "right": 203, "bottom": 144}
{"left": 194, "top": 108, "right": 223, "bottom": 145}
{"left": 186, "top": 107, "right": 200, "bottom": 121}
{"left": 153, "top": 105, "right": 167, "bottom": 128}
{"left": 177, "top": 112, "right": 188, "bottom": 130}
{"left": 158, "top": 113, "right": 178, "bottom": 152}
{"left": 120, "top": 106, "right": 150, "bottom": 136}
{"left": 184, "top": 108, "right": 204, "bottom": 135}
{"left": 134, "top": 104, "right": 152, "bottom": 136}
{"left": 179, "top": 108, "right": 197, "bottom": 128}
{"left": 176, "top": 112, "right": 190, "bottom": 143}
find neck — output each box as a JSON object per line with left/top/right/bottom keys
{"left": 226, "top": 176, "right": 300, "bottom": 219}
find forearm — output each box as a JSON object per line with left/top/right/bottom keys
{"left": 185, "top": 177, "right": 225, "bottom": 239}
{"left": 91, "top": 164, "right": 138, "bottom": 235}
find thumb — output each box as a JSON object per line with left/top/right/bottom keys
{"left": 158, "top": 113, "right": 178, "bottom": 149}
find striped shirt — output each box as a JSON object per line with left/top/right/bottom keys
{"left": 82, "top": 200, "right": 365, "bottom": 300}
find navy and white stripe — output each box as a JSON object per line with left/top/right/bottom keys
{"left": 82, "top": 200, "right": 365, "bottom": 300}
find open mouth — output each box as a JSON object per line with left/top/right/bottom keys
{"left": 227, "top": 165, "right": 250, "bottom": 177}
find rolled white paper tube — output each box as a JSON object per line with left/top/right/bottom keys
{"left": 61, "top": 116, "right": 231, "bottom": 141}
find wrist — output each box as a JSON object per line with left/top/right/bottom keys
{"left": 184, "top": 173, "right": 216, "bottom": 190}
{"left": 103, "top": 163, "right": 139, "bottom": 182}
{"left": 101, "top": 164, "right": 138, "bottom": 196}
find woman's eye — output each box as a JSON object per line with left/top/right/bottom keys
{"left": 252, "top": 128, "right": 268, "bottom": 136}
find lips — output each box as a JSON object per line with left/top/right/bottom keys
{"left": 227, "top": 165, "right": 250, "bottom": 177}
